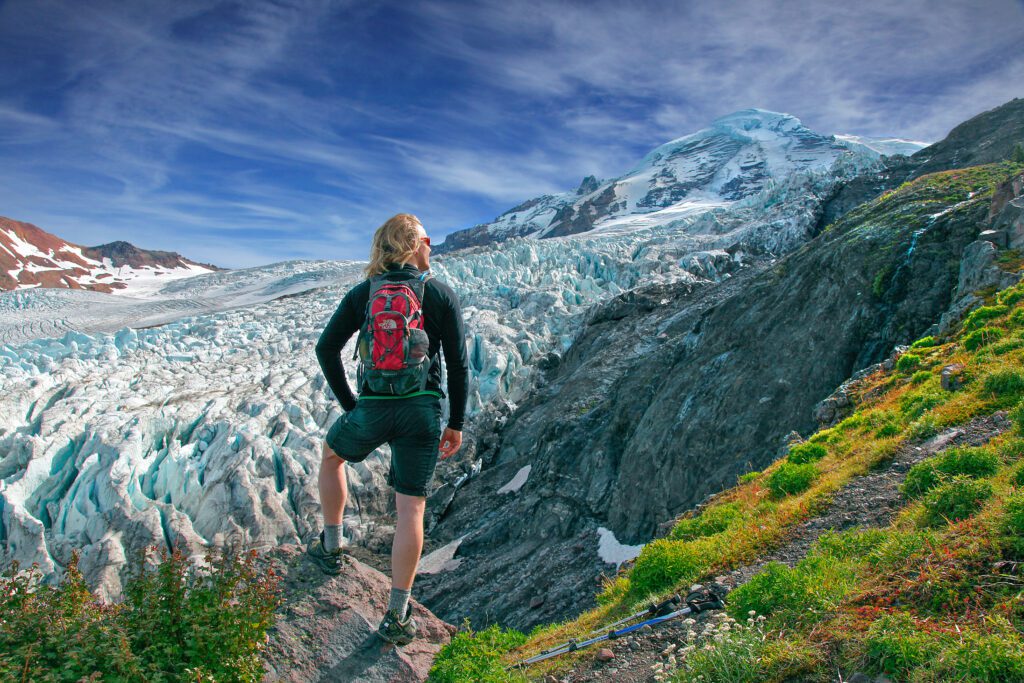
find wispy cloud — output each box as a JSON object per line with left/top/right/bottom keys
{"left": 0, "top": 0, "right": 1022, "bottom": 266}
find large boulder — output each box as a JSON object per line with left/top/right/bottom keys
{"left": 262, "top": 546, "right": 455, "bottom": 683}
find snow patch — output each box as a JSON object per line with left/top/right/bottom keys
{"left": 496, "top": 465, "right": 531, "bottom": 494}
{"left": 597, "top": 526, "right": 644, "bottom": 568}
{"left": 418, "top": 536, "right": 466, "bottom": 574}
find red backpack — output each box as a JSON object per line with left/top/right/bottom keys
{"left": 354, "top": 271, "right": 432, "bottom": 395}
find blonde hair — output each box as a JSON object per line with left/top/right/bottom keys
{"left": 365, "top": 213, "right": 423, "bottom": 277}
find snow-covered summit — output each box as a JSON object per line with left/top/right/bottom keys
{"left": 437, "top": 109, "right": 926, "bottom": 252}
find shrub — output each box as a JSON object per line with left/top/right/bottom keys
{"left": 726, "top": 556, "right": 857, "bottom": 628}
{"left": 921, "top": 477, "right": 993, "bottom": 526}
{"left": 837, "top": 414, "right": 865, "bottom": 431}
{"left": 902, "top": 447, "right": 999, "bottom": 498}
{"left": 738, "top": 470, "right": 760, "bottom": 484}
{"left": 670, "top": 502, "right": 743, "bottom": 541}
{"left": 629, "top": 536, "right": 718, "bottom": 598}
{"left": 964, "top": 327, "right": 1004, "bottom": 350}
{"left": 1001, "top": 493, "right": 1024, "bottom": 536}
{"left": 787, "top": 442, "right": 827, "bottom": 465}
{"left": 429, "top": 623, "right": 527, "bottom": 683}
{"left": 900, "top": 389, "right": 945, "bottom": 420}
{"left": 1012, "top": 402, "right": 1024, "bottom": 435}
{"left": 983, "top": 369, "right": 1024, "bottom": 404}
{"left": 863, "top": 612, "right": 942, "bottom": 679}
{"left": 910, "top": 370, "right": 932, "bottom": 385}
{"left": 928, "top": 620, "right": 1024, "bottom": 682}
{"left": 0, "top": 547, "right": 281, "bottom": 683}
{"left": 1010, "top": 309, "right": 1024, "bottom": 328}
{"left": 596, "top": 576, "right": 630, "bottom": 606}
{"left": 991, "top": 339, "right": 1024, "bottom": 355}
{"left": 767, "top": 462, "right": 817, "bottom": 498}
{"left": 998, "top": 285, "right": 1024, "bottom": 307}
{"left": 811, "top": 528, "right": 888, "bottom": 562}
{"left": 896, "top": 353, "right": 922, "bottom": 374}
{"left": 964, "top": 305, "right": 1010, "bottom": 331}
{"left": 877, "top": 422, "right": 901, "bottom": 438}
{"left": 0, "top": 556, "right": 144, "bottom": 681}
{"left": 808, "top": 428, "right": 837, "bottom": 444}
{"left": 910, "top": 335, "right": 937, "bottom": 349}
{"left": 1013, "top": 464, "right": 1024, "bottom": 488}
{"left": 906, "top": 415, "right": 940, "bottom": 441}
{"left": 866, "top": 529, "right": 937, "bottom": 569}
{"left": 999, "top": 438, "right": 1024, "bottom": 463}
{"left": 902, "top": 460, "right": 942, "bottom": 498}
{"left": 677, "top": 624, "right": 825, "bottom": 682}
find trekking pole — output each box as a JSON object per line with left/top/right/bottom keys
{"left": 580, "top": 594, "right": 682, "bottom": 638}
{"left": 527, "top": 594, "right": 682, "bottom": 660}
{"left": 509, "top": 590, "right": 724, "bottom": 668}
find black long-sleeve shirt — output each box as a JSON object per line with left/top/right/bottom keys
{"left": 315, "top": 263, "right": 470, "bottom": 431}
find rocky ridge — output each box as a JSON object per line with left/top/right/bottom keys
{"left": 0, "top": 215, "right": 218, "bottom": 293}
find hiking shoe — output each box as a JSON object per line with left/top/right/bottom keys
{"left": 377, "top": 606, "right": 418, "bottom": 646}
{"left": 306, "top": 530, "right": 344, "bottom": 575}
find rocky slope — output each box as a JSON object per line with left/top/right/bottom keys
{"left": 817, "top": 97, "right": 1024, "bottom": 231}
{"left": 418, "top": 161, "right": 1024, "bottom": 633}
{"left": 0, "top": 215, "right": 219, "bottom": 293}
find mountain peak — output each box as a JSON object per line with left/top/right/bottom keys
{"left": 709, "top": 108, "right": 802, "bottom": 130}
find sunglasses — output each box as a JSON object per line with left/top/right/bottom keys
{"left": 420, "top": 236, "right": 431, "bottom": 247}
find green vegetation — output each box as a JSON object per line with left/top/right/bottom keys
{"left": 982, "top": 368, "right": 1024, "bottom": 404}
{"left": 1012, "top": 142, "right": 1024, "bottom": 164}
{"left": 767, "top": 462, "right": 817, "bottom": 498}
{"left": 669, "top": 502, "right": 744, "bottom": 541}
{"left": 964, "top": 305, "right": 1010, "bottom": 331}
{"left": 910, "top": 335, "right": 937, "bottom": 349}
{"left": 0, "top": 547, "right": 281, "bottom": 682}
{"left": 901, "top": 446, "right": 1001, "bottom": 498}
{"left": 910, "top": 370, "right": 932, "bottom": 385}
{"left": 896, "top": 352, "right": 922, "bottom": 374}
{"left": 964, "top": 326, "right": 1004, "bottom": 350}
{"left": 429, "top": 624, "right": 527, "bottom": 683}
{"left": 786, "top": 442, "right": 827, "bottom": 465}
{"left": 920, "top": 477, "right": 993, "bottom": 526}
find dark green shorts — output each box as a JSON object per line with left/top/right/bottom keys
{"left": 325, "top": 394, "right": 443, "bottom": 497}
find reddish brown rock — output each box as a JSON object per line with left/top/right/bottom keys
{"left": 262, "top": 545, "right": 455, "bottom": 683}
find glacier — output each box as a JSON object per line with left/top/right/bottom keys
{"left": 0, "top": 109, "right": 925, "bottom": 598}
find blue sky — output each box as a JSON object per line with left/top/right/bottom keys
{"left": 1, "top": 0, "right": 1023, "bottom": 267}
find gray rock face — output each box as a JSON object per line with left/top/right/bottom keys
{"left": 418, "top": 164, "right": 1011, "bottom": 633}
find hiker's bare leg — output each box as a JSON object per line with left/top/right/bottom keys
{"left": 392, "top": 492, "right": 426, "bottom": 590}
{"left": 319, "top": 441, "right": 347, "bottom": 526}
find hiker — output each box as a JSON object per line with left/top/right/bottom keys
{"left": 309, "top": 213, "right": 469, "bottom": 646}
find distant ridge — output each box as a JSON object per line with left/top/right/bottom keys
{"left": 0, "top": 215, "right": 220, "bottom": 294}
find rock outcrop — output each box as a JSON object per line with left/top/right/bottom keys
{"left": 262, "top": 545, "right": 455, "bottom": 682}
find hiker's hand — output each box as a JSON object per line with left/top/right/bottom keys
{"left": 439, "top": 428, "right": 462, "bottom": 459}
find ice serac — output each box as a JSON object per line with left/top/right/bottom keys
{"left": 436, "top": 108, "right": 924, "bottom": 253}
